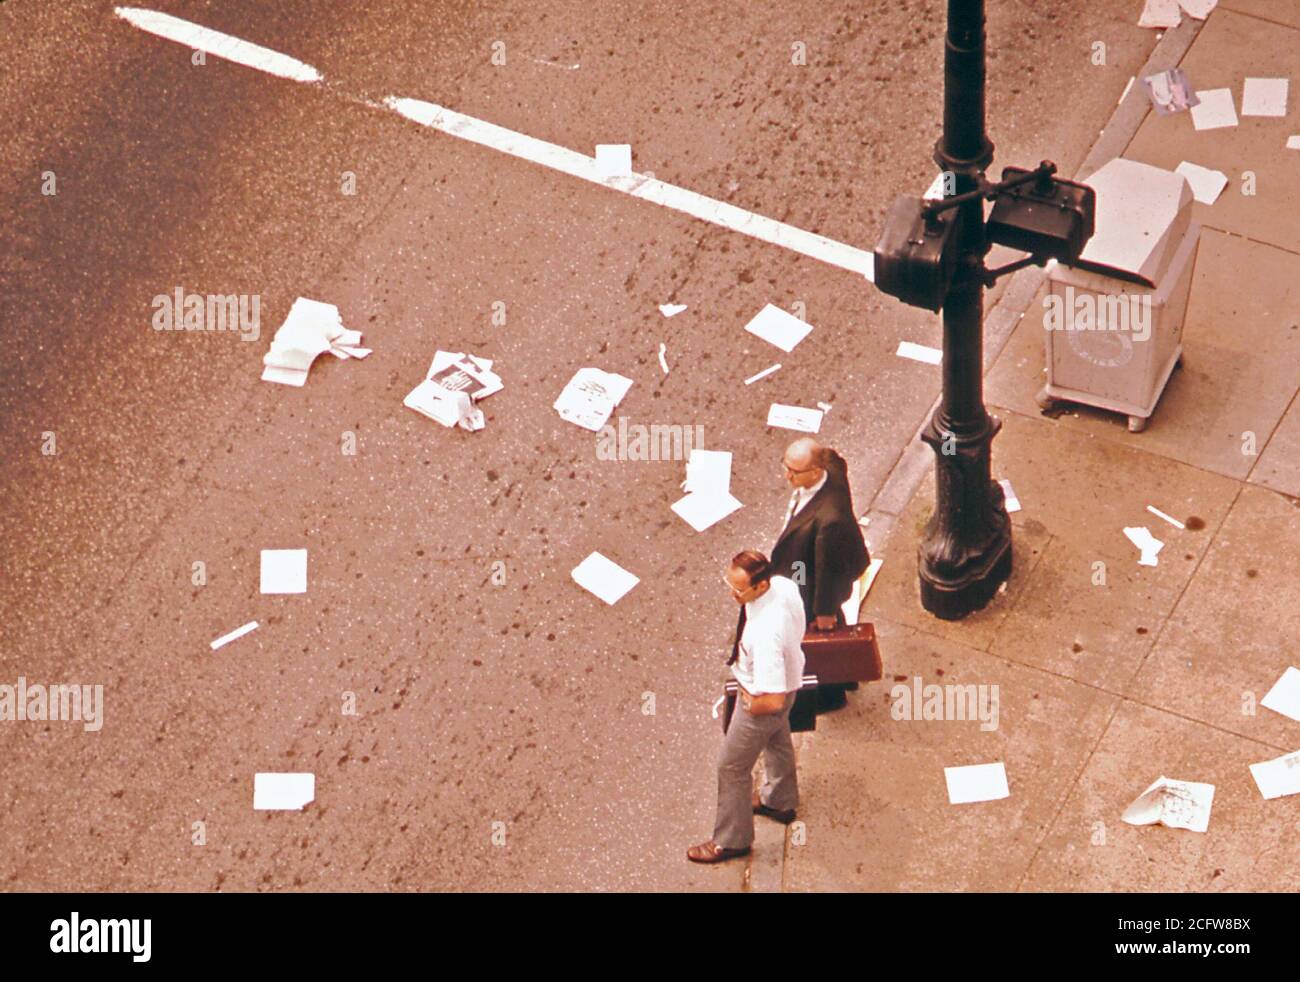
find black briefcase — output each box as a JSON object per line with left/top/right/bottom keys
{"left": 722, "top": 675, "right": 819, "bottom": 734}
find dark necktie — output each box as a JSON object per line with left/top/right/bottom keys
{"left": 726, "top": 605, "right": 747, "bottom": 665}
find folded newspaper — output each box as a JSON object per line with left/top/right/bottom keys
{"left": 261, "top": 298, "right": 370, "bottom": 386}
{"left": 403, "top": 351, "right": 502, "bottom": 431}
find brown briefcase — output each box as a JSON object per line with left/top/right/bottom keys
{"left": 800, "top": 623, "right": 882, "bottom": 685}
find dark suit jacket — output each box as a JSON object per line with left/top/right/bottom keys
{"left": 770, "top": 451, "right": 869, "bottom": 622}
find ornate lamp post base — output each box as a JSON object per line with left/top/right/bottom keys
{"left": 917, "top": 408, "right": 1013, "bottom": 621}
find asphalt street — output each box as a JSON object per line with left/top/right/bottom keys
{"left": 1, "top": 0, "right": 1156, "bottom": 890}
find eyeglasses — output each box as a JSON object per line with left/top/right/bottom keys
{"left": 782, "top": 459, "right": 819, "bottom": 476}
{"left": 722, "top": 575, "right": 755, "bottom": 599}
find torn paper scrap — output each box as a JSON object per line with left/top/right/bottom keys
{"left": 260, "top": 549, "right": 307, "bottom": 595}
{"left": 744, "top": 363, "right": 781, "bottom": 385}
{"left": 944, "top": 762, "right": 1010, "bottom": 804}
{"left": 671, "top": 490, "right": 744, "bottom": 533}
{"left": 816, "top": 401, "right": 832, "bottom": 414}
{"left": 554, "top": 368, "right": 634, "bottom": 432}
{"left": 210, "top": 621, "right": 258, "bottom": 651}
{"left": 404, "top": 381, "right": 484, "bottom": 430}
{"left": 767, "top": 403, "right": 823, "bottom": 434}
{"left": 1287, "top": 135, "right": 1300, "bottom": 151}
{"left": 841, "top": 557, "right": 884, "bottom": 625}
{"left": 595, "top": 143, "right": 632, "bottom": 179}
{"left": 1138, "top": 0, "right": 1181, "bottom": 28}
{"left": 254, "top": 773, "right": 315, "bottom": 811}
{"left": 659, "top": 303, "right": 687, "bottom": 317}
{"left": 744, "top": 304, "right": 812, "bottom": 353}
{"left": 1177, "top": 0, "right": 1217, "bottom": 18}
{"left": 1143, "top": 68, "right": 1199, "bottom": 115}
{"left": 1122, "top": 776, "right": 1214, "bottom": 832}
{"left": 1175, "top": 161, "right": 1228, "bottom": 204}
{"left": 896, "top": 341, "right": 943, "bottom": 365}
{"left": 998, "top": 479, "right": 1021, "bottom": 513}
{"left": 426, "top": 351, "right": 503, "bottom": 401}
{"left": 683, "top": 449, "right": 732, "bottom": 495}
{"left": 1248, "top": 749, "right": 1300, "bottom": 800}
{"left": 571, "top": 552, "right": 639, "bottom": 605}
{"left": 658, "top": 343, "right": 670, "bottom": 375}
{"left": 1241, "top": 77, "right": 1288, "bottom": 117}
{"left": 1189, "top": 88, "right": 1238, "bottom": 131}
{"left": 261, "top": 297, "right": 361, "bottom": 386}
{"left": 1146, "top": 505, "right": 1185, "bottom": 529}
{"left": 1260, "top": 666, "right": 1300, "bottom": 723}
{"left": 1123, "top": 526, "right": 1164, "bottom": 567}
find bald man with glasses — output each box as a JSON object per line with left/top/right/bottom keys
{"left": 771, "top": 437, "right": 869, "bottom": 709}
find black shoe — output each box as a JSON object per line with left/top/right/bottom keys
{"left": 752, "top": 793, "right": 797, "bottom": 824}
{"left": 816, "top": 686, "right": 849, "bottom": 712}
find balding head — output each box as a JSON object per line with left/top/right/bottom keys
{"left": 782, "top": 437, "right": 826, "bottom": 489}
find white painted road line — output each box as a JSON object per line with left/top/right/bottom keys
{"left": 115, "top": 7, "right": 323, "bottom": 82}
{"left": 116, "top": 8, "right": 876, "bottom": 281}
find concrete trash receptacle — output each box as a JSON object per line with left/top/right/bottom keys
{"left": 1037, "top": 158, "right": 1201, "bottom": 432}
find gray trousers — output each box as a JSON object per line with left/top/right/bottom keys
{"left": 712, "top": 692, "right": 798, "bottom": 849}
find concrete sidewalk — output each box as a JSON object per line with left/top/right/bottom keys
{"left": 760, "top": 1, "right": 1300, "bottom": 892}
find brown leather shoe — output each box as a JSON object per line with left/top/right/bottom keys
{"left": 686, "top": 840, "right": 751, "bottom": 864}
{"left": 752, "top": 791, "right": 797, "bottom": 824}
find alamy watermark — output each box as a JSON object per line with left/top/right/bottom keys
{"left": 890, "top": 675, "right": 999, "bottom": 731}
{"left": 151, "top": 287, "right": 261, "bottom": 342}
{"left": 0, "top": 677, "right": 103, "bottom": 732}
{"left": 1043, "top": 285, "right": 1151, "bottom": 343}
{"left": 596, "top": 417, "right": 705, "bottom": 461}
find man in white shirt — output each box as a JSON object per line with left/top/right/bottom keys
{"left": 688, "top": 550, "right": 806, "bottom": 863}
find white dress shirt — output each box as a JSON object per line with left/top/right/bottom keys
{"left": 732, "top": 575, "right": 807, "bottom": 695}
{"left": 783, "top": 472, "right": 828, "bottom": 527}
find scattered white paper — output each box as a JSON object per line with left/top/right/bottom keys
{"left": 657, "top": 343, "right": 670, "bottom": 375}
{"left": 1122, "top": 776, "right": 1215, "bottom": 832}
{"left": 767, "top": 403, "right": 823, "bottom": 434}
{"left": 553, "top": 368, "right": 634, "bottom": 432}
{"left": 998, "top": 479, "right": 1021, "bottom": 513}
{"left": 571, "top": 552, "right": 639, "bottom": 605}
{"left": 254, "top": 772, "right": 315, "bottom": 811}
{"left": 1146, "top": 504, "right": 1185, "bottom": 529}
{"left": 1138, "top": 0, "right": 1181, "bottom": 29}
{"left": 1241, "top": 77, "right": 1288, "bottom": 117}
{"left": 1260, "top": 666, "right": 1300, "bottom": 723}
{"left": 744, "top": 304, "right": 812, "bottom": 353}
{"left": 260, "top": 549, "right": 307, "bottom": 594}
{"left": 1287, "top": 135, "right": 1300, "bottom": 151}
{"left": 671, "top": 491, "right": 744, "bottom": 532}
{"left": 944, "top": 762, "right": 1010, "bottom": 804}
{"left": 1177, "top": 0, "right": 1217, "bottom": 19}
{"left": 261, "top": 298, "right": 364, "bottom": 386}
{"left": 1175, "top": 161, "right": 1228, "bottom": 204}
{"left": 595, "top": 143, "right": 632, "bottom": 179}
{"left": 404, "top": 380, "right": 484, "bottom": 430}
{"left": 659, "top": 303, "right": 688, "bottom": 317}
{"left": 682, "top": 449, "right": 733, "bottom": 495}
{"left": 896, "top": 341, "right": 943, "bottom": 365}
{"left": 841, "top": 557, "right": 884, "bottom": 624}
{"left": 1123, "top": 526, "right": 1164, "bottom": 567}
{"left": 1248, "top": 749, "right": 1300, "bottom": 800}
{"left": 210, "top": 620, "right": 258, "bottom": 650}
{"left": 1190, "top": 88, "right": 1238, "bottom": 130}
{"left": 1143, "top": 68, "right": 1199, "bottom": 115}
{"left": 744, "top": 363, "right": 781, "bottom": 385}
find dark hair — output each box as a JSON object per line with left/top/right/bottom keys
{"left": 730, "top": 549, "right": 772, "bottom": 586}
